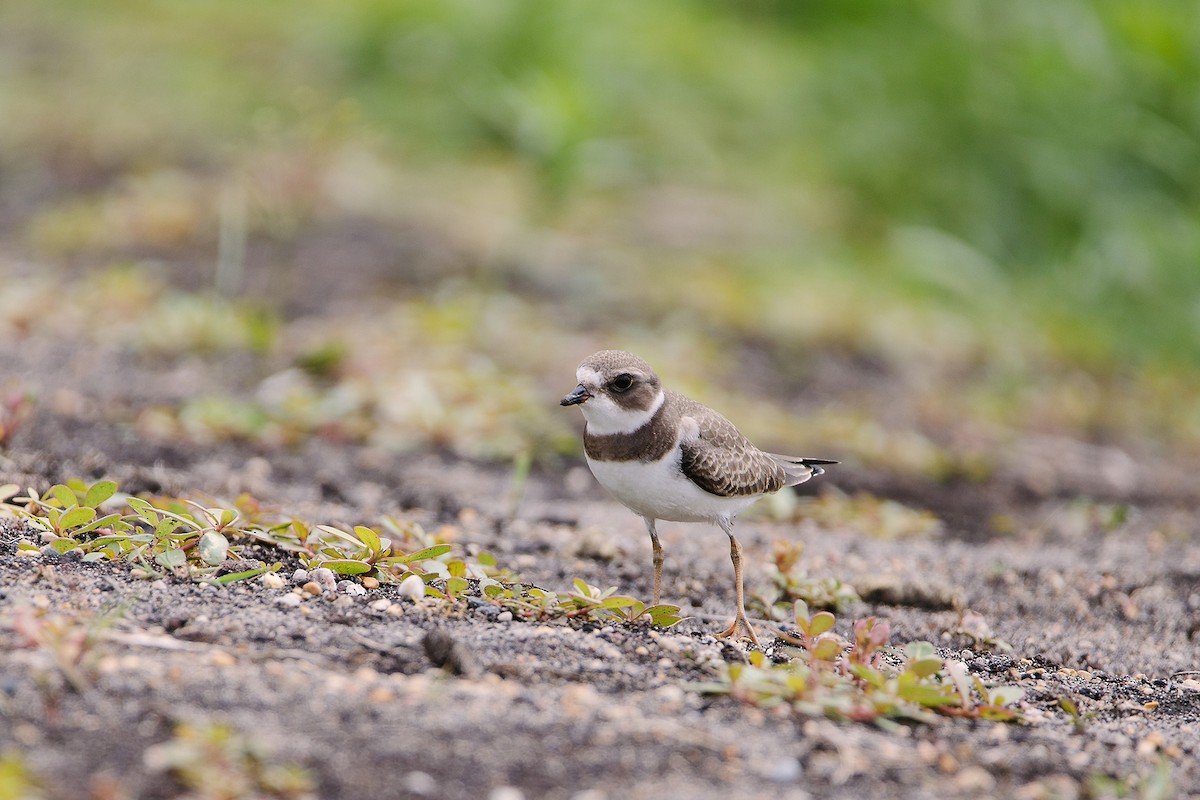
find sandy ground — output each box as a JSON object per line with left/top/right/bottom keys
{"left": 2, "top": 414, "right": 1199, "bottom": 799}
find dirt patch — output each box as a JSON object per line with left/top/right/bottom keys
{"left": 3, "top": 420, "right": 1200, "bottom": 798}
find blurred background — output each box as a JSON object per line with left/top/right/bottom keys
{"left": 2, "top": 0, "right": 1199, "bottom": 509}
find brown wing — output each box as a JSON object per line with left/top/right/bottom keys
{"left": 676, "top": 396, "right": 786, "bottom": 498}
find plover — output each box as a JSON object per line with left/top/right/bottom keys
{"left": 561, "top": 350, "right": 835, "bottom": 644}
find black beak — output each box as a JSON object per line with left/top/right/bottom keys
{"left": 560, "top": 384, "right": 592, "bottom": 406}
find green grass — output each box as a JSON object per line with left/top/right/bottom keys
{"left": 2, "top": 0, "right": 1200, "bottom": 461}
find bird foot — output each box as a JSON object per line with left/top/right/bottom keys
{"left": 715, "top": 614, "right": 760, "bottom": 646}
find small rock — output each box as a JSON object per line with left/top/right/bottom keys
{"left": 954, "top": 766, "right": 995, "bottom": 792}
{"left": 302, "top": 581, "right": 323, "bottom": 596}
{"left": 386, "top": 604, "right": 405, "bottom": 617}
{"left": 291, "top": 569, "right": 309, "bottom": 586}
{"left": 361, "top": 576, "right": 380, "bottom": 589}
{"left": 275, "top": 593, "right": 302, "bottom": 608}
{"left": 760, "top": 756, "right": 802, "bottom": 784}
{"left": 488, "top": 788, "right": 525, "bottom": 800}
{"left": 261, "top": 572, "right": 286, "bottom": 590}
{"left": 402, "top": 771, "right": 437, "bottom": 797}
{"left": 338, "top": 580, "right": 366, "bottom": 596}
{"left": 312, "top": 567, "right": 337, "bottom": 592}
{"left": 332, "top": 596, "right": 354, "bottom": 609}
{"left": 496, "top": 611, "right": 514, "bottom": 623}
{"left": 370, "top": 598, "right": 393, "bottom": 611}
{"left": 398, "top": 574, "right": 426, "bottom": 603}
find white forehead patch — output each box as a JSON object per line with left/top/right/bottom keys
{"left": 576, "top": 366, "right": 605, "bottom": 387}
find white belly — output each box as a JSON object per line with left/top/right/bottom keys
{"left": 585, "top": 449, "right": 763, "bottom": 523}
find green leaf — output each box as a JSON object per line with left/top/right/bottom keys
{"left": 445, "top": 577, "right": 470, "bottom": 596}
{"left": 447, "top": 560, "right": 467, "bottom": 578}
{"left": 84, "top": 480, "right": 118, "bottom": 509}
{"left": 393, "top": 544, "right": 452, "bottom": 563}
{"left": 216, "top": 564, "right": 278, "bottom": 585}
{"left": 597, "top": 595, "right": 639, "bottom": 610}
{"left": 899, "top": 684, "right": 961, "bottom": 707}
{"left": 809, "top": 611, "right": 836, "bottom": 637}
{"left": 477, "top": 552, "right": 497, "bottom": 567}
{"left": 60, "top": 506, "right": 97, "bottom": 530}
{"left": 354, "top": 526, "right": 381, "bottom": 552}
{"left": 851, "top": 664, "right": 886, "bottom": 688}
{"left": 812, "top": 637, "right": 842, "bottom": 661}
{"left": 51, "top": 484, "right": 76, "bottom": 508}
{"left": 979, "top": 706, "right": 1019, "bottom": 721}
{"left": 126, "top": 497, "right": 160, "bottom": 525}
{"left": 904, "top": 641, "right": 937, "bottom": 660}
{"left": 156, "top": 548, "right": 186, "bottom": 569}
{"left": 320, "top": 559, "right": 373, "bottom": 575}
{"left": 49, "top": 538, "right": 78, "bottom": 554}
{"left": 155, "top": 518, "right": 181, "bottom": 540}
{"left": 197, "top": 531, "right": 229, "bottom": 565}
{"left": 988, "top": 686, "right": 1024, "bottom": 707}
{"left": 646, "top": 604, "right": 683, "bottom": 627}
{"left": 218, "top": 508, "right": 237, "bottom": 527}
{"left": 0, "top": 483, "right": 19, "bottom": 502}
{"left": 909, "top": 657, "right": 944, "bottom": 678}
{"left": 72, "top": 513, "right": 129, "bottom": 537}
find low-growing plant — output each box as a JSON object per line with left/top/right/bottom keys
{"left": 144, "top": 721, "right": 315, "bottom": 800}
{"left": 0, "top": 751, "right": 44, "bottom": 800}
{"left": 693, "top": 601, "right": 1024, "bottom": 725}
{"left": 751, "top": 540, "right": 859, "bottom": 621}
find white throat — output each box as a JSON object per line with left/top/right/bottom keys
{"left": 581, "top": 389, "right": 664, "bottom": 436}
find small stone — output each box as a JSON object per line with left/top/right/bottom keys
{"left": 954, "top": 766, "right": 995, "bottom": 792}
{"left": 362, "top": 576, "right": 380, "bottom": 589}
{"left": 302, "top": 581, "right": 323, "bottom": 596}
{"left": 332, "top": 596, "right": 354, "bottom": 609}
{"left": 495, "top": 611, "right": 513, "bottom": 623}
{"left": 337, "top": 580, "right": 367, "bottom": 596}
{"left": 370, "top": 598, "right": 393, "bottom": 612}
{"left": 261, "top": 572, "right": 285, "bottom": 590}
{"left": 312, "top": 567, "right": 337, "bottom": 592}
{"left": 291, "top": 569, "right": 309, "bottom": 586}
{"left": 385, "top": 604, "right": 405, "bottom": 617}
{"left": 760, "top": 756, "right": 802, "bottom": 784}
{"left": 398, "top": 574, "right": 426, "bottom": 603}
{"left": 402, "top": 771, "right": 437, "bottom": 797}
{"left": 275, "top": 593, "right": 301, "bottom": 607}
{"left": 488, "top": 788, "right": 525, "bottom": 800}
{"left": 211, "top": 651, "right": 236, "bottom": 667}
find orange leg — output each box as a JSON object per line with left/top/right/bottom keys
{"left": 714, "top": 518, "right": 759, "bottom": 645}
{"left": 644, "top": 517, "right": 663, "bottom": 607}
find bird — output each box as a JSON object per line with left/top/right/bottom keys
{"left": 560, "top": 349, "right": 835, "bottom": 644}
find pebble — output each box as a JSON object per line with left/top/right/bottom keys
{"left": 337, "top": 580, "right": 366, "bottom": 597}
{"left": 302, "top": 581, "right": 323, "bottom": 596}
{"left": 361, "top": 576, "right": 380, "bottom": 589}
{"left": 211, "top": 651, "right": 236, "bottom": 667}
{"left": 275, "top": 593, "right": 302, "bottom": 608}
{"left": 488, "top": 787, "right": 525, "bottom": 800}
{"left": 370, "top": 599, "right": 393, "bottom": 612}
{"left": 312, "top": 567, "right": 337, "bottom": 592}
{"left": 261, "top": 572, "right": 285, "bottom": 590}
{"left": 402, "top": 771, "right": 437, "bottom": 797}
{"left": 291, "top": 569, "right": 309, "bottom": 585}
{"left": 496, "top": 611, "right": 514, "bottom": 623}
{"left": 760, "top": 756, "right": 803, "bottom": 784}
{"left": 398, "top": 574, "right": 426, "bottom": 603}
{"left": 385, "top": 604, "right": 405, "bottom": 617}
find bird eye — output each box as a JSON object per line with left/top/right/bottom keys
{"left": 611, "top": 373, "right": 634, "bottom": 392}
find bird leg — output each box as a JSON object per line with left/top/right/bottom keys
{"left": 715, "top": 518, "right": 760, "bottom": 645}
{"left": 643, "top": 517, "right": 663, "bottom": 606}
